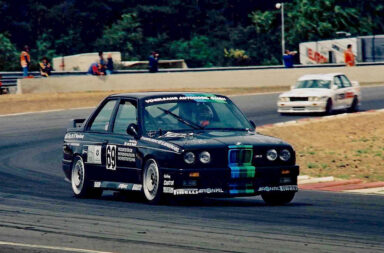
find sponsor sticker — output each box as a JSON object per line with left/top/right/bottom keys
{"left": 117, "top": 146, "right": 136, "bottom": 162}
{"left": 87, "top": 145, "right": 102, "bottom": 164}
{"left": 132, "top": 184, "right": 142, "bottom": 191}
{"left": 141, "top": 136, "right": 181, "bottom": 153}
{"left": 124, "top": 140, "right": 138, "bottom": 147}
{"left": 163, "top": 187, "right": 174, "bottom": 194}
{"left": 164, "top": 180, "right": 174, "bottom": 186}
{"left": 257, "top": 185, "right": 298, "bottom": 192}
{"left": 173, "top": 188, "right": 224, "bottom": 195}
{"left": 164, "top": 174, "right": 171, "bottom": 179}
{"left": 94, "top": 181, "right": 101, "bottom": 188}
{"left": 144, "top": 95, "right": 227, "bottom": 104}
{"left": 65, "top": 133, "right": 84, "bottom": 140}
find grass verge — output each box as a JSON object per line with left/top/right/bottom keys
{"left": 258, "top": 111, "right": 384, "bottom": 182}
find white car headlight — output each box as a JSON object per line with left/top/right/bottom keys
{"left": 266, "top": 149, "right": 278, "bottom": 161}
{"left": 199, "top": 151, "right": 211, "bottom": 164}
{"left": 184, "top": 152, "right": 195, "bottom": 164}
{"left": 309, "top": 96, "right": 328, "bottom": 102}
{"left": 279, "top": 149, "right": 291, "bottom": 161}
{"left": 279, "top": 97, "right": 289, "bottom": 102}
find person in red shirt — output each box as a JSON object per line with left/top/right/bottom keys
{"left": 344, "top": 44, "right": 355, "bottom": 67}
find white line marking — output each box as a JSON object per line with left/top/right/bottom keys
{"left": 0, "top": 107, "right": 94, "bottom": 117}
{"left": 0, "top": 241, "right": 114, "bottom": 253}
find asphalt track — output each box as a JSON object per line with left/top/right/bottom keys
{"left": 0, "top": 86, "right": 384, "bottom": 253}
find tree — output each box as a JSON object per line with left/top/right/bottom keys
{"left": 0, "top": 33, "right": 19, "bottom": 71}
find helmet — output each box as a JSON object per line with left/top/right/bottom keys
{"left": 195, "top": 103, "right": 213, "bottom": 127}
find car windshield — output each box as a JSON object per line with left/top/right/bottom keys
{"left": 143, "top": 94, "right": 252, "bottom": 134}
{"left": 294, "top": 79, "right": 331, "bottom": 89}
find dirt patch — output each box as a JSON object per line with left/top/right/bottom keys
{"left": 258, "top": 111, "right": 384, "bottom": 182}
{"left": 0, "top": 87, "right": 287, "bottom": 115}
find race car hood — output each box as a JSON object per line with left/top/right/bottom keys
{"left": 157, "top": 130, "right": 287, "bottom": 151}
{"left": 280, "top": 88, "right": 332, "bottom": 97}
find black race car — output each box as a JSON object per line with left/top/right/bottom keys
{"left": 63, "top": 92, "right": 299, "bottom": 205}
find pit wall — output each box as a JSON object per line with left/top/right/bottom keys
{"left": 17, "top": 65, "right": 384, "bottom": 94}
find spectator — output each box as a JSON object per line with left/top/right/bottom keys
{"left": 20, "top": 45, "right": 31, "bottom": 77}
{"left": 98, "top": 51, "right": 106, "bottom": 75}
{"left": 148, "top": 51, "right": 159, "bottom": 73}
{"left": 87, "top": 62, "right": 101, "bottom": 75}
{"left": 344, "top": 44, "right": 355, "bottom": 67}
{"left": 39, "top": 56, "right": 52, "bottom": 77}
{"left": 106, "top": 53, "right": 114, "bottom": 75}
{"left": 283, "top": 49, "right": 297, "bottom": 68}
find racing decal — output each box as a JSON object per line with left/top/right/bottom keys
{"left": 65, "top": 133, "right": 84, "bottom": 140}
{"left": 124, "top": 140, "right": 137, "bottom": 147}
{"left": 164, "top": 174, "right": 171, "bottom": 179}
{"left": 144, "top": 94, "right": 227, "bottom": 104}
{"left": 117, "top": 147, "right": 136, "bottom": 162}
{"left": 228, "top": 145, "right": 256, "bottom": 179}
{"left": 106, "top": 145, "right": 117, "bottom": 170}
{"left": 87, "top": 145, "right": 102, "bottom": 164}
{"left": 173, "top": 188, "right": 224, "bottom": 195}
{"left": 164, "top": 180, "right": 174, "bottom": 186}
{"left": 257, "top": 185, "right": 298, "bottom": 192}
{"left": 94, "top": 181, "right": 142, "bottom": 191}
{"left": 141, "top": 136, "right": 181, "bottom": 153}
{"left": 163, "top": 187, "right": 174, "bottom": 193}
{"left": 229, "top": 183, "right": 255, "bottom": 195}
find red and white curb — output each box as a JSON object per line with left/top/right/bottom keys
{"left": 299, "top": 175, "right": 384, "bottom": 195}
{"left": 257, "top": 109, "right": 384, "bottom": 129}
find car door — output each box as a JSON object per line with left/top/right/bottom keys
{"left": 333, "top": 75, "right": 347, "bottom": 109}
{"left": 339, "top": 75, "right": 354, "bottom": 107}
{"left": 106, "top": 99, "right": 141, "bottom": 184}
{"left": 83, "top": 98, "right": 119, "bottom": 182}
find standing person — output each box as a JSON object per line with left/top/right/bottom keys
{"left": 344, "top": 44, "right": 355, "bottom": 67}
{"left": 39, "top": 57, "right": 52, "bottom": 77}
{"left": 98, "top": 51, "right": 106, "bottom": 75}
{"left": 283, "top": 49, "right": 297, "bottom": 68}
{"left": 20, "top": 45, "right": 31, "bottom": 77}
{"left": 106, "top": 53, "right": 114, "bottom": 75}
{"left": 148, "top": 51, "right": 159, "bottom": 73}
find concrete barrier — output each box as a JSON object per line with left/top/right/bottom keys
{"left": 17, "top": 65, "right": 384, "bottom": 94}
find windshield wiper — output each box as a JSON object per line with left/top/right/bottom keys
{"left": 204, "top": 127, "right": 249, "bottom": 131}
{"left": 157, "top": 107, "right": 203, "bottom": 130}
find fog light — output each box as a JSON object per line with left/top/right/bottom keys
{"left": 189, "top": 172, "right": 200, "bottom": 178}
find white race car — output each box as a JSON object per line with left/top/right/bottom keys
{"left": 277, "top": 73, "right": 361, "bottom": 114}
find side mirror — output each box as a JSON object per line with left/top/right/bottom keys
{"left": 249, "top": 120, "right": 256, "bottom": 130}
{"left": 126, "top": 123, "right": 140, "bottom": 139}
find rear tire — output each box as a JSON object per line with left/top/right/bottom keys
{"left": 348, "top": 96, "right": 359, "bottom": 112}
{"left": 143, "top": 159, "right": 163, "bottom": 204}
{"left": 261, "top": 192, "right": 295, "bottom": 205}
{"left": 71, "top": 156, "right": 102, "bottom": 198}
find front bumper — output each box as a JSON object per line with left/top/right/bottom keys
{"left": 162, "top": 165, "right": 299, "bottom": 196}
{"left": 277, "top": 101, "right": 327, "bottom": 113}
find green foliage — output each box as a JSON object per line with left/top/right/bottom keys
{"left": 0, "top": 33, "right": 19, "bottom": 71}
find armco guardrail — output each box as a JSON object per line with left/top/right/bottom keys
{"left": 3, "top": 61, "right": 384, "bottom": 88}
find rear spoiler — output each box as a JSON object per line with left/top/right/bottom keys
{"left": 71, "top": 118, "right": 86, "bottom": 128}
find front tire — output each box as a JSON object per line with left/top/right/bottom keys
{"left": 143, "top": 159, "right": 163, "bottom": 204}
{"left": 325, "top": 99, "right": 333, "bottom": 115}
{"left": 71, "top": 156, "right": 102, "bottom": 198}
{"left": 261, "top": 192, "right": 295, "bottom": 205}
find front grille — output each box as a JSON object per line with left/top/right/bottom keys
{"left": 228, "top": 148, "right": 252, "bottom": 164}
{"left": 289, "top": 97, "right": 308, "bottom": 102}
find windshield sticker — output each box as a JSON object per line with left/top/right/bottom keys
{"left": 141, "top": 136, "right": 181, "bottom": 153}
{"left": 145, "top": 95, "right": 227, "bottom": 104}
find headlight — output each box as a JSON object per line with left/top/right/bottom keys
{"left": 279, "top": 97, "right": 289, "bottom": 102}
{"left": 279, "top": 149, "right": 291, "bottom": 161}
{"left": 266, "top": 149, "right": 278, "bottom": 161}
{"left": 184, "top": 152, "right": 195, "bottom": 164}
{"left": 309, "top": 96, "right": 328, "bottom": 101}
{"left": 199, "top": 151, "right": 211, "bottom": 164}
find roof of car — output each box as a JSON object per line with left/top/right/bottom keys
{"left": 109, "top": 91, "right": 224, "bottom": 99}
{"left": 298, "top": 73, "right": 344, "bottom": 81}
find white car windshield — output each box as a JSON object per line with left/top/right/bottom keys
{"left": 295, "top": 80, "right": 331, "bottom": 89}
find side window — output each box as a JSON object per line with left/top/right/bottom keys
{"left": 334, "top": 76, "right": 343, "bottom": 89}
{"left": 340, "top": 75, "right": 352, "bottom": 87}
{"left": 113, "top": 100, "right": 138, "bottom": 135}
{"left": 89, "top": 100, "right": 117, "bottom": 132}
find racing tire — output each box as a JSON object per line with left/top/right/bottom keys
{"left": 325, "top": 99, "right": 333, "bottom": 115}
{"left": 71, "top": 156, "right": 102, "bottom": 198}
{"left": 261, "top": 192, "right": 295, "bottom": 206}
{"left": 143, "top": 159, "right": 163, "bottom": 205}
{"left": 348, "top": 96, "right": 359, "bottom": 113}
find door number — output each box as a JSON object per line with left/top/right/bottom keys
{"left": 106, "top": 145, "right": 117, "bottom": 170}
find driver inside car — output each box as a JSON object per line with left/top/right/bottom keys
{"left": 194, "top": 103, "right": 214, "bottom": 127}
